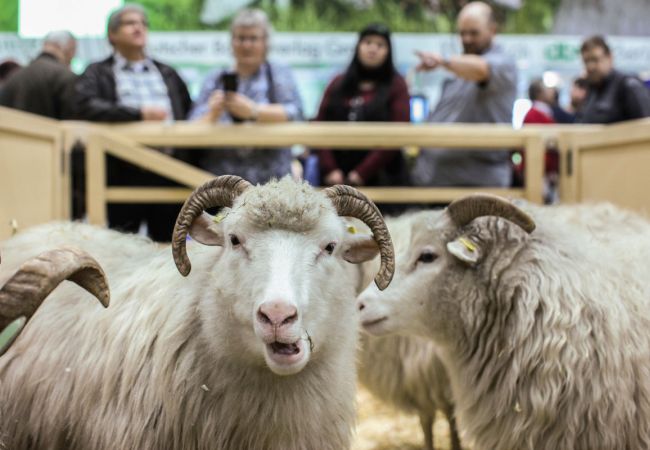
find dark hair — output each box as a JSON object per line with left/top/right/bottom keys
{"left": 324, "top": 23, "right": 396, "bottom": 122}
{"left": 573, "top": 77, "right": 588, "bottom": 89}
{"left": 528, "top": 78, "right": 546, "bottom": 101}
{"left": 580, "top": 35, "right": 611, "bottom": 55}
{"left": 0, "top": 60, "right": 21, "bottom": 82}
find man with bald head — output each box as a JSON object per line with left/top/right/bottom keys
{"left": 411, "top": 1, "right": 517, "bottom": 188}
{"left": 0, "top": 30, "right": 77, "bottom": 119}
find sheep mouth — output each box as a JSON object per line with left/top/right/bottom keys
{"left": 362, "top": 316, "right": 388, "bottom": 328}
{"left": 361, "top": 316, "right": 389, "bottom": 334}
{"left": 269, "top": 341, "right": 300, "bottom": 356}
{"left": 264, "top": 338, "right": 307, "bottom": 373}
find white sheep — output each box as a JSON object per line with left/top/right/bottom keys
{"left": 357, "top": 194, "right": 650, "bottom": 450}
{"left": 0, "top": 247, "right": 109, "bottom": 450}
{"left": 356, "top": 212, "right": 461, "bottom": 450}
{"left": 0, "top": 175, "right": 394, "bottom": 450}
{"left": 0, "top": 247, "right": 109, "bottom": 354}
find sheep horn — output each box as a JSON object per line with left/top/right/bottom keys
{"left": 447, "top": 193, "right": 536, "bottom": 233}
{"left": 172, "top": 175, "right": 252, "bottom": 276}
{"left": 0, "top": 247, "right": 110, "bottom": 355}
{"left": 324, "top": 185, "right": 395, "bottom": 290}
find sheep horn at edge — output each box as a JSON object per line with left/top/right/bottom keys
{"left": 172, "top": 175, "right": 252, "bottom": 276}
{"left": 324, "top": 185, "right": 395, "bottom": 290}
{"left": 0, "top": 247, "right": 110, "bottom": 355}
{"left": 447, "top": 193, "right": 536, "bottom": 233}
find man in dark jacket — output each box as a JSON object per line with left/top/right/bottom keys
{"left": 577, "top": 35, "right": 650, "bottom": 124}
{"left": 73, "top": 3, "right": 192, "bottom": 242}
{"left": 0, "top": 31, "right": 77, "bottom": 119}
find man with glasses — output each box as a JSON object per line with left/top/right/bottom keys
{"left": 576, "top": 35, "right": 650, "bottom": 124}
{"left": 74, "top": 3, "right": 190, "bottom": 121}
{"left": 73, "top": 4, "right": 192, "bottom": 241}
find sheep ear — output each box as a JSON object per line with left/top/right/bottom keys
{"left": 447, "top": 236, "right": 481, "bottom": 266}
{"left": 188, "top": 212, "right": 225, "bottom": 246}
{"left": 342, "top": 231, "right": 379, "bottom": 264}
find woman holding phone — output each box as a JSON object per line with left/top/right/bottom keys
{"left": 189, "top": 8, "right": 303, "bottom": 184}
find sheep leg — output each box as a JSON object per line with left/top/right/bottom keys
{"left": 419, "top": 413, "right": 434, "bottom": 450}
{"left": 448, "top": 414, "right": 462, "bottom": 450}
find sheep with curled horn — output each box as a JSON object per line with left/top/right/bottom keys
{"left": 0, "top": 247, "right": 109, "bottom": 450}
{"left": 0, "top": 175, "right": 394, "bottom": 450}
{"left": 356, "top": 211, "right": 462, "bottom": 450}
{"left": 358, "top": 193, "right": 650, "bottom": 450}
{"left": 0, "top": 247, "right": 109, "bottom": 355}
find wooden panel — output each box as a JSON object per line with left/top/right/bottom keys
{"left": 0, "top": 131, "right": 60, "bottom": 239}
{"left": 578, "top": 143, "right": 650, "bottom": 214}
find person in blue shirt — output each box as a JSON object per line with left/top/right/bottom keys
{"left": 189, "top": 8, "right": 304, "bottom": 184}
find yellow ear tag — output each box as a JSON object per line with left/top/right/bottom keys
{"left": 458, "top": 237, "right": 476, "bottom": 252}
{"left": 347, "top": 225, "right": 357, "bottom": 234}
{"left": 212, "top": 212, "right": 227, "bottom": 224}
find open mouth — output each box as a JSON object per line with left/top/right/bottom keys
{"left": 269, "top": 341, "right": 300, "bottom": 356}
{"left": 265, "top": 339, "right": 306, "bottom": 370}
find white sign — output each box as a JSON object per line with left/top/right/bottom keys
{"left": 2, "top": 32, "right": 649, "bottom": 117}
{"left": 19, "top": 0, "right": 123, "bottom": 37}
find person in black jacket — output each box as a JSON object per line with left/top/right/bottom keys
{"left": 73, "top": 3, "right": 192, "bottom": 242}
{"left": 577, "top": 35, "right": 650, "bottom": 124}
{"left": 0, "top": 31, "right": 77, "bottom": 119}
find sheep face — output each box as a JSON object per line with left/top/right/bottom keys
{"left": 190, "top": 182, "right": 380, "bottom": 376}
{"left": 357, "top": 210, "right": 529, "bottom": 351}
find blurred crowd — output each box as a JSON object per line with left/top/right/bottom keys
{"left": 1, "top": 1, "right": 649, "bottom": 240}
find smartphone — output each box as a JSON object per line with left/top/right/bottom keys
{"left": 409, "top": 94, "right": 429, "bottom": 123}
{"left": 221, "top": 72, "right": 238, "bottom": 92}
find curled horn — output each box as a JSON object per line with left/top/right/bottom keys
{"left": 172, "top": 175, "right": 252, "bottom": 276}
{"left": 447, "top": 193, "right": 536, "bottom": 233}
{"left": 0, "top": 247, "right": 110, "bottom": 355}
{"left": 324, "top": 185, "right": 395, "bottom": 290}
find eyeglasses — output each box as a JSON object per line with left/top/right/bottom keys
{"left": 120, "top": 19, "right": 149, "bottom": 28}
{"left": 582, "top": 55, "right": 607, "bottom": 65}
{"left": 232, "top": 34, "right": 265, "bottom": 45}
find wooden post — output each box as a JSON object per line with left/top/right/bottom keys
{"left": 524, "top": 136, "right": 545, "bottom": 204}
{"left": 85, "top": 134, "right": 107, "bottom": 226}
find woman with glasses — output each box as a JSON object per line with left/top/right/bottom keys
{"left": 189, "top": 8, "right": 303, "bottom": 184}
{"left": 314, "top": 23, "right": 410, "bottom": 189}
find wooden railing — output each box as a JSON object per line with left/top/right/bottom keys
{"left": 64, "top": 121, "right": 549, "bottom": 225}
{"left": 4, "top": 105, "right": 648, "bottom": 237}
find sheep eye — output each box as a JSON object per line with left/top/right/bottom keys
{"left": 417, "top": 251, "right": 437, "bottom": 264}
{"left": 324, "top": 242, "right": 336, "bottom": 255}
{"left": 229, "top": 234, "right": 241, "bottom": 247}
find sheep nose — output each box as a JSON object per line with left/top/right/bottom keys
{"left": 257, "top": 301, "right": 298, "bottom": 328}
{"left": 357, "top": 300, "right": 366, "bottom": 311}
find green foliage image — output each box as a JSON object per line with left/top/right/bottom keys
{"left": 0, "top": 0, "right": 562, "bottom": 34}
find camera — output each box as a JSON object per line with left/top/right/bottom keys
{"left": 221, "top": 72, "right": 238, "bottom": 92}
